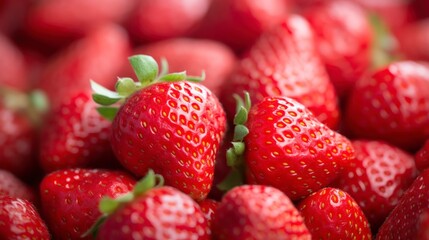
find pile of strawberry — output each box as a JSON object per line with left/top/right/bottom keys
{"left": 1, "top": 0, "right": 429, "bottom": 239}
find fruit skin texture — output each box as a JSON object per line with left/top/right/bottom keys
{"left": 0, "top": 196, "right": 50, "bottom": 239}
{"left": 97, "top": 186, "right": 210, "bottom": 240}
{"left": 198, "top": 198, "right": 218, "bottom": 228}
{"left": 245, "top": 96, "right": 354, "bottom": 200}
{"left": 0, "top": 169, "right": 36, "bottom": 203}
{"left": 417, "top": 209, "right": 429, "bottom": 240}
{"left": 416, "top": 139, "right": 429, "bottom": 172}
{"left": 298, "top": 187, "right": 372, "bottom": 240}
{"left": 39, "top": 91, "right": 117, "bottom": 173}
{"left": 39, "top": 168, "right": 136, "bottom": 240}
{"left": 335, "top": 140, "right": 417, "bottom": 232}
{"left": 344, "top": 61, "right": 429, "bottom": 152}
{"left": 303, "top": 0, "right": 373, "bottom": 98}
{"left": 211, "top": 185, "right": 311, "bottom": 240}
{"left": 111, "top": 81, "right": 226, "bottom": 201}
{"left": 376, "top": 169, "right": 429, "bottom": 240}
{"left": 220, "top": 15, "right": 339, "bottom": 129}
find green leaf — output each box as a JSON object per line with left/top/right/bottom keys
{"left": 90, "top": 80, "right": 121, "bottom": 99}
{"left": 233, "top": 124, "right": 249, "bottom": 142}
{"left": 186, "top": 71, "right": 205, "bottom": 82}
{"left": 133, "top": 169, "right": 156, "bottom": 196}
{"left": 232, "top": 142, "right": 245, "bottom": 156}
{"left": 81, "top": 214, "right": 108, "bottom": 238}
{"left": 217, "top": 168, "right": 244, "bottom": 192}
{"left": 226, "top": 148, "right": 237, "bottom": 167}
{"left": 234, "top": 106, "right": 248, "bottom": 125}
{"left": 29, "top": 90, "right": 49, "bottom": 114}
{"left": 159, "top": 71, "right": 187, "bottom": 82}
{"left": 159, "top": 58, "right": 169, "bottom": 77}
{"left": 129, "top": 55, "right": 159, "bottom": 85}
{"left": 99, "top": 197, "right": 119, "bottom": 214}
{"left": 96, "top": 107, "right": 119, "bottom": 121}
{"left": 115, "top": 77, "right": 137, "bottom": 97}
{"left": 92, "top": 93, "right": 121, "bottom": 106}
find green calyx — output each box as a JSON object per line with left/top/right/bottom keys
{"left": 369, "top": 13, "right": 398, "bottom": 69}
{"left": 82, "top": 169, "right": 164, "bottom": 238}
{"left": 91, "top": 55, "right": 205, "bottom": 120}
{"left": 217, "top": 92, "right": 251, "bottom": 192}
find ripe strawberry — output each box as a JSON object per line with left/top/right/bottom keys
{"left": 0, "top": 169, "right": 36, "bottom": 203}
{"left": 220, "top": 15, "right": 340, "bottom": 129}
{"left": 92, "top": 55, "right": 227, "bottom": 201}
{"left": 335, "top": 140, "right": 417, "bottom": 231}
{"left": 241, "top": 96, "right": 353, "bottom": 200}
{"left": 376, "top": 169, "right": 429, "bottom": 240}
{"left": 298, "top": 187, "right": 372, "bottom": 239}
{"left": 212, "top": 185, "right": 311, "bottom": 239}
{"left": 396, "top": 19, "right": 429, "bottom": 61}
{"left": 416, "top": 139, "right": 429, "bottom": 172}
{"left": 0, "top": 33, "right": 28, "bottom": 91}
{"left": 0, "top": 196, "right": 50, "bottom": 239}
{"left": 125, "top": 38, "right": 237, "bottom": 97}
{"left": 303, "top": 0, "right": 373, "bottom": 98}
{"left": 39, "top": 91, "right": 118, "bottom": 173}
{"left": 93, "top": 170, "right": 210, "bottom": 240}
{"left": 417, "top": 209, "right": 429, "bottom": 240}
{"left": 36, "top": 24, "right": 130, "bottom": 109}
{"left": 125, "top": 0, "right": 211, "bottom": 42}
{"left": 198, "top": 198, "right": 218, "bottom": 228}
{"left": 345, "top": 61, "right": 429, "bottom": 152}
{"left": 40, "top": 168, "right": 136, "bottom": 240}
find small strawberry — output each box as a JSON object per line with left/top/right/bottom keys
{"left": 89, "top": 170, "right": 210, "bottom": 240}
{"left": 198, "top": 198, "right": 218, "bottom": 228}
{"left": 92, "top": 54, "right": 227, "bottom": 201}
{"left": 416, "top": 139, "right": 429, "bottom": 172}
{"left": 211, "top": 185, "right": 311, "bottom": 239}
{"left": 220, "top": 14, "right": 340, "bottom": 129}
{"left": 344, "top": 61, "right": 429, "bottom": 152}
{"left": 298, "top": 187, "right": 372, "bottom": 239}
{"left": 0, "top": 196, "right": 50, "bottom": 239}
{"left": 40, "top": 168, "right": 136, "bottom": 240}
{"left": 335, "top": 140, "right": 417, "bottom": 232}
{"left": 0, "top": 169, "right": 36, "bottom": 203}
{"left": 39, "top": 91, "right": 118, "bottom": 173}
{"left": 376, "top": 169, "right": 429, "bottom": 240}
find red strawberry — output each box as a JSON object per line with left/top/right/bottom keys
{"left": 220, "top": 15, "right": 340, "bottom": 129}
{"left": 242, "top": 96, "right": 353, "bottom": 200}
{"left": 335, "top": 140, "right": 417, "bottom": 231}
{"left": 298, "top": 187, "right": 372, "bottom": 239}
{"left": 36, "top": 24, "right": 130, "bottom": 109}
{"left": 303, "top": 0, "right": 373, "bottom": 98}
{"left": 376, "top": 169, "right": 429, "bottom": 239}
{"left": 125, "top": 0, "right": 211, "bottom": 42}
{"left": 198, "top": 198, "right": 218, "bottom": 228}
{"left": 417, "top": 209, "right": 429, "bottom": 240}
{"left": 0, "top": 33, "right": 28, "bottom": 91}
{"left": 94, "top": 170, "right": 210, "bottom": 240}
{"left": 92, "top": 55, "right": 227, "bottom": 201}
{"left": 211, "top": 185, "right": 311, "bottom": 239}
{"left": 40, "top": 168, "right": 136, "bottom": 240}
{"left": 0, "top": 196, "right": 50, "bottom": 239}
{"left": 396, "top": 19, "right": 429, "bottom": 61}
{"left": 344, "top": 61, "right": 429, "bottom": 151}
{"left": 416, "top": 139, "right": 429, "bottom": 172}
{"left": 39, "top": 91, "right": 118, "bottom": 173}
{"left": 125, "top": 38, "right": 237, "bottom": 97}
{"left": 0, "top": 169, "right": 36, "bottom": 203}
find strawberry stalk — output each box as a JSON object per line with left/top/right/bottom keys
{"left": 217, "top": 92, "right": 251, "bottom": 192}
{"left": 91, "top": 55, "right": 205, "bottom": 120}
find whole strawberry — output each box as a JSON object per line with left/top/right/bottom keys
{"left": 344, "top": 61, "right": 429, "bottom": 151}
{"left": 40, "top": 168, "right": 136, "bottom": 240}
{"left": 0, "top": 196, "right": 50, "bottom": 239}
{"left": 211, "top": 185, "right": 311, "bottom": 239}
{"left": 298, "top": 187, "right": 372, "bottom": 239}
{"left": 92, "top": 54, "right": 227, "bottom": 201}
{"left": 93, "top": 170, "right": 210, "bottom": 240}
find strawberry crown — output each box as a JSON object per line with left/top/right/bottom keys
{"left": 91, "top": 54, "right": 205, "bottom": 120}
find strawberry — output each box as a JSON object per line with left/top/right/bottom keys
{"left": 92, "top": 170, "right": 210, "bottom": 240}
{"left": 335, "top": 140, "right": 417, "bottom": 232}
{"left": 220, "top": 15, "right": 340, "bottom": 129}
{"left": 303, "top": 0, "right": 373, "bottom": 98}
{"left": 211, "top": 185, "right": 311, "bottom": 239}
{"left": 0, "top": 196, "right": 50, "bottom": 239}
{"left": 376, "top": 169, "right": 429, "bottom": 240}
{"left": 0, "top": 169, "right": 36, "bottom": 203}
{"left": 198, "top": 198, "right": 218, "bottom": 228}
{"left": 39, "top": 91, "right": 118, "bottom": 173}
{"left": 125, "top": 0, "right": 211, "bottom": 42}
{"left": 344, "top": 61, "right": 429, "bottom": 152}
{"left": 92, "top": 55, "right": 227, "bottom": 201}
{"left": 40, "top": 168, "right": 136, "bottom": 240}
{"left": 417, "top": 209, "right": 429, "bottom": 240}
{"left": 0, "top": 33, "right": 28, "bottom": 91}
{"left": 298, "top": 187, "right": 372, "bottom": 239}
{"left": 36, "top": 24, "right": 130, "bottom": 109}
{"left": 396, "top": 19, "right": 429, "bottom": 61}
{"left": 416, "top": 139, "right": 429, "bottom": 172}
{"left": 124, "top": 38, "right": 237, "bottom": 97}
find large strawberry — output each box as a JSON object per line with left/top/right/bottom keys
{"left": 335, "top": 140, "right": 417, "bottom": 232}
{"left": 40, "top": 168, "right": 136, "bottom": 240}
{"left": 211, "top": 185, "right": 311, "bottom": 239}
{"left": 92, "top": 54, "right": 227, "bottom": 201}
{"left": 0, "top": 196, "right": 50, "bottom": 239}
{"left": 298, "top": 187, "right": 372, "bottom": 239}
{"left": 344, "top": 61, "right": 429, "bottom": 151}
{"left": 376, "top": 169, "right": 429, "bottom": 239}
{"left": 220, "top": 14, "right": 340, "bottom": 129}
{"left": 39, "top": 91, "right": 118, "bottom": 173}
